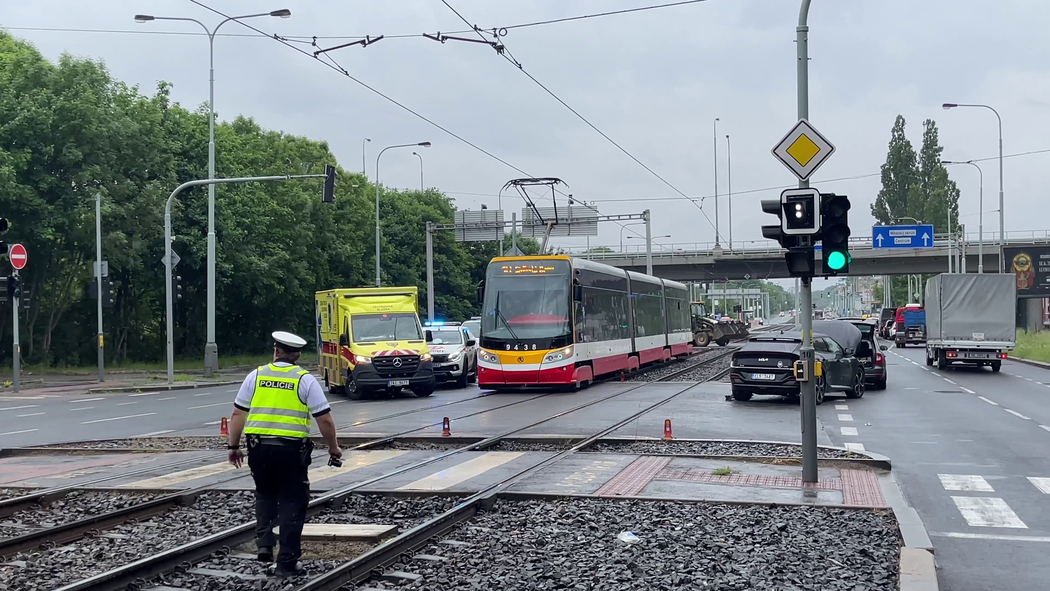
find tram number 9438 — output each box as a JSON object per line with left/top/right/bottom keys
{"left": 505, "top": 343, "right": 539, "bottom": 351}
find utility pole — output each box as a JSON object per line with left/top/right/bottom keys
{"left": 95, "top": 192, "right": 105, "bottom": 382}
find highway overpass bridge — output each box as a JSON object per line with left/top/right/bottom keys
{"left": 565, "top": 231, "right": 1050, "bottom": 281}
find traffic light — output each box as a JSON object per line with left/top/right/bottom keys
{"left": 322, "top": 165, "right": 336, "bottom": 203}
{"left": 0, "top": 217, "right": 8, "bottom": 255}
{"left": 820, "top": 193, "right": 851, "bottom": 275}
{"left": 7, "top": 274, "right": 20, "bottom": 301}
{"left": 101, "top": 278, "right": 114, "bottom": 308}
{"left": 173, "top": 274, "right": 183, "bottom": 302}
{"left": 762, "top": 189, "right": 819, "bottom": 278}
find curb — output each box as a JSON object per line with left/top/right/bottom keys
{"left": 87, "top": 380, "right": 240, "bottom": 394}
{"left": 1007, "top": 355, "right": 1050, "bottom": 370}
{"left": 878, "top": 471, "right": 938, "bottom": 591}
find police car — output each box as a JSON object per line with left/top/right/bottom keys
{"left": 424, "top": 321, "right": 478, "bottom": 388}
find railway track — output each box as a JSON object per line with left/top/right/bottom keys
{"left": 2, "top": 350, "right": 735, "bottom": 591}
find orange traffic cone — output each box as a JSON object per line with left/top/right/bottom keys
{"left": 442, "top": 417, "right": 451, "bottom": 437}
{"left": 663, "top": 419, "right": 673, "bottom": 441}
{"left": 220, "top": 417, "right": 229, "bottom": 436}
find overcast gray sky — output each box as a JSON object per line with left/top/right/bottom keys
{"left": 5, "top": 0, "right": 1046, "bottom": 265}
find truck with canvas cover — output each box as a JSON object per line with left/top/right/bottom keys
{"left": 316, "top": 287, "right": 436, "bottom": 400}
{"left": 924, "top": 273, "right": 1015, "bottom": 371}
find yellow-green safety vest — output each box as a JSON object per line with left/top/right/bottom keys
{"left": 244, "top": 363, "right": 311, "bottom": 438}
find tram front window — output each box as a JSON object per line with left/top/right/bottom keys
{"left": 482, "top": 260, "right": 571, "bottom": 344}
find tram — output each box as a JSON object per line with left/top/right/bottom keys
{"left": 476, "top": 255, "right": 693, "bottom": 389}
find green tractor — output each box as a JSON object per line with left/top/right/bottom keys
{"left": 690, "top": 301, "right": 749, "bottom": 347}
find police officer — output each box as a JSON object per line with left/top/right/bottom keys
{"left": 227, "top": 331, "right": 343, "bottom": 578}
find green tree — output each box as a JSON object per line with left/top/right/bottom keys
{"left": 871, "top": 115, "right": 919, "bottom": 225}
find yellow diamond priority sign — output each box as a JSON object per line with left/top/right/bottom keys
{"left": 772, "top": 119, "right": 836, "bottom": 181}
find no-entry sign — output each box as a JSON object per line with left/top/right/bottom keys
{"left": 9, "top": 243, "right": 27, "bottom": 270}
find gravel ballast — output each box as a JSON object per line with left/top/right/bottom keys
{"left": 488, "top": 440, "right": 572, "bottom": 453}
{"left": 0, "top": 488, "right": 34, "bottom": 502}
{"left": 364, "top": 498, "right": 901, "bottom": 590}
{"left": 0, "top": 490, "right": 164, "bottom": 539}
{"left": 1, "top": 490, "right": 253, "bottom": 591}
{"left": 33, "top": 436, "right": 234, "bottom": 451}
{"left": 313, "top": 494, "right": 465, "bottom": 528}
{"left": 588, "top": 439, "right": 861, "bottom": 459}
{"left": 629, "top": 347, "right": 730, "bottom": 382}
{"left": 366, "top": 440, "right": 466, "bottom": 451}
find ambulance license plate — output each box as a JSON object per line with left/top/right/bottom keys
{"left": 388, "top": 380, "right": 410, "bottom": 387}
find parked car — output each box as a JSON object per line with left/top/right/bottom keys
{"left": 729, "top": 320, "right": 866, "bottom": 405}
{"left": 844, "top": 318, "right": 888, "bottom": 390}
{"left": 424, "top": 322, "right": 478, "bottom": 388}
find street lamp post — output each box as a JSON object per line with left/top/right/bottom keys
{"left": 375, "top": 142, "right": 431, "bottom": 286}
{"left": 726, "top": 133, "right": 733, "bottom": 250}
{"left": 136, "top": 8, "right": 292, "bottom": 377}
{"left": 362, "top": 137, "right": 371, "bottom": 175}
{"left": 713, "top": 117, "right": 720, "bottom": 247}
{"left": 619, "top": 223, "right": 644, "bottom": 251}
{"left": 412, "top": 152, "right": 424, "bottom": 192}
{"left": 942, "top": 102, "right": 1004, "bottom": 271}
{"left": 943, "top": 160, "right": 984, "bottom": 273}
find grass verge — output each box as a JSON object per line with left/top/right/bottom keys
{"left": 1013, "top": 329, "right": 1050, "bottom": 364}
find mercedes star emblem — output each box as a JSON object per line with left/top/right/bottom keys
{"left": 392, "top": 358, "right": 403, "bottom": 367}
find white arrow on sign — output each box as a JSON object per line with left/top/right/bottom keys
{"left": 876, "top": 234, "right": 884, "bottom": 246}
{"left": 922, "top": 232, "right": 930, "bottom": 246}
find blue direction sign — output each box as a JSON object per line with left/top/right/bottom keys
{"left": 872, "top": 224, "right": 935, "bottom": 249}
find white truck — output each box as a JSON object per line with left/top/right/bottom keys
{"left": 924, "top": 273, "right": 1015, "bottom": 372}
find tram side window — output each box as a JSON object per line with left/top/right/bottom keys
{"left": 665, "top": 289, "right": 691, "bottom": 334}
{"left": 633, "top": 292, "right": 664, "bottom": 338}
{"left": 575, "top": 287, "right": 630, "bottom": 343}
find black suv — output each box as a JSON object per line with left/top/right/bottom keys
{"left": 729, "top": 322, "right": 865, "bottom": 404}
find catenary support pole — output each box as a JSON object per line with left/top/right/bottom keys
{"left": 511, "top": 212, "right": 517, "bottom": 254}
{"left": 426, "top": 222, "right": 435, "bottom": 323}
{"left": 95, "top": 192, "right": 105, "bottom": 382}
{"left": 796, "top": 0, "right": 818, "bottom": 484}
{"left": 644, "top": 209, "right": 653, "bottom": 275}
{"left": 11, "top": 270, "right": 19, "bottom": 394}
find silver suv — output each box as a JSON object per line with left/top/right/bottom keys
{"left": 425, "top": 323, "right": 478, "bottom": 388}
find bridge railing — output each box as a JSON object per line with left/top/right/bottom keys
{"left": 564, "top": 230, "right": 1050, "bottom": 259}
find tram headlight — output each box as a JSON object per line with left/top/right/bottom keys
{"left": 544, "top": 346, "right": 574, "bottom": 363}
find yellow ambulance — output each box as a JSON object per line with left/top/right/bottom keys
{"left": 315, "top": 286, "right": 435, "bottom": 400}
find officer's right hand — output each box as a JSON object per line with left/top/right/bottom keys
{"left": 328, "top": 445, "right": 343, "bottom": 460}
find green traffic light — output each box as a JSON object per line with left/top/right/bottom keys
{"left": 827, "top": 250, "right": 847, "bottom": 270}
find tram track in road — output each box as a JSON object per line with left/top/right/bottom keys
{"left": 25, "top": 351, "right": 734, "bottom": 591}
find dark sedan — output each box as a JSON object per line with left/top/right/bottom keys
{"left": 844, "top": 318, "right": 888, "bottom": 390}
{"left": 729, "top": 323, "right": 866, "bottom": 404}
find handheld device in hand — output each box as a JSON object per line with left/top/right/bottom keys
{"left": 328, "top": 456, "right": 342, "bottom": 468}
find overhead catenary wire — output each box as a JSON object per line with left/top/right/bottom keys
{"left": 435, "top": 0, "right": 724, "bottom": 243}
{"left": 180, "top": 0, "right": 666, "bottom": 247}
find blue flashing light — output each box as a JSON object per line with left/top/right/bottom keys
{"left": 424, "top": 320, "right": 446, "bottom": 327}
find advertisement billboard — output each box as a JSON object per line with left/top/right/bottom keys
{"left": 1004, "top": 246, "right": 1050, "bottom": 298}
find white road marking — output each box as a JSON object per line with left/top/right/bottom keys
{"left": 951, "top": 497, "right": 1027, "bottom": 528}
{"left": 1004, "top": 409, "right": 1031, "bottom": 420}
{"left": 397, "top": 452, "right": 524, "bottom": 491}
{"left": 977, "top": 396, "right": 999, "bottom": 406}
{"left": 844, "top": 442, "right": 865, "bottom": 452}
{"left": 132, "top": 430, "right": 175, "bottom": 437}
{"left": 69, "top": 407, "right": 94, "bottom": 411}
{"left": 1026, "top": 377, "right": 1034, "bottom": 381}
{"left": 73, "top": 397, "right": 105, "bottom": 403}
{"left": 840, "top": 427, "right": 859, "bottom": 436}
{"left": 938, "top": 474, "right": 994, "bottom": 492}
{"left": 122, "top": 461, "right": 235, "bottom": 488}
{"left": 1028, "top": 477, "right": 1050, "bottom": 495}
{"left": 116, "top": 401, "right": 138, "bottom": 406}
{"left": 202, "top": 420, "right": 222, "bottom": 426}
{"left": 192, "top": 392, "right": 212, "bottom": 397}
{"left": 187, "top": 401, "right": 230, "bottom": 410}
{"left": 1040, "top": 425, "right": 1050, "bottom": 433}
{"left": 835, "top": 404, "right": 849, "bottom": 410}
{"left": 81, "top": 412, "right": 157, "bottom": 424}
{"left": 127, "top": 391, "right": 160, "bottom": 397}
{"left": 329, "top": 400, "right": 346, "bottom": 405}
{"left": 838, "top": 414, "right": 854, "bottom": 422}
{"left": 934, "top": 532, "right": 1050, "bottom": 543}
{"left": 960, "top": 387, "right": 976, "bottom": 394}
{"left": 225, "top": 389, "right": 239, "bottom": 393}
{"left": 157, "top": 396, "right": 177, "bottom": 401}
{"left": 905, "top": 387, "right": 919, "bottom": 390}
{"left": 16, "top": 412, "right": 44, "bottom": 417}
{"left": 0, "top": 428, "right": 38, "bottom": 436}
{"left": 944, "top": 378, "right": 956, "bottom": 384}
{"left": 0, "top": 405, "right": 38, "bottom": 411}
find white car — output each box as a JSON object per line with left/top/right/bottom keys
{"left": 425, "top": 323, "right": 478, "bottom": 388}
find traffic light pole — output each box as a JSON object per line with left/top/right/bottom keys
{"left": 95, "top": 192, "right": 105, "bottom": 382}
{"left": 11, "top": 271, "right": 19, "bottom": 394}
{"left": 797, "top": 0, "right": 819, "bottom": 484}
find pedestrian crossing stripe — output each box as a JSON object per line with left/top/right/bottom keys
{"left": 1028, "top": 477, "right": 1050, "bottom": 495}
{"left": 951, "top": 496, "right": 1027, "bottom": 528}
{"left": 121, "top": 461, "right": 235, "bottom": 488}
{"left": 939, "top": 474, "right": 994, "bottom": 492}
{"left": 397, "top": 452, "right": 524, "bottom": 491}
{"left": 308, "top": 450, "right": 409, "bottom": 483}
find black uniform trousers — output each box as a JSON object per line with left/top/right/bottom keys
{"left": 247, "top": 437, "right": 310, "bottom": 568}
